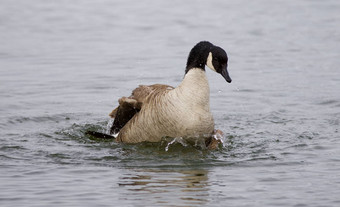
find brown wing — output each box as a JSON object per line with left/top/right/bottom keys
{"left": 109, "top": 84, "right": 174, "bottom": 135}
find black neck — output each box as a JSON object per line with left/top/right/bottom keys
{"left": 185, "top": 41, "right": 214, "bottom": 74}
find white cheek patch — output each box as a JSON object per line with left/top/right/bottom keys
{"left": 206, "top": 52, "right": 216, "bottom": 72}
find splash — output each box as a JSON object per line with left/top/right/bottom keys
{"left": 164, "top": 134, "right": 225, "bottom": 151}
{"left": 105, "top": 119, "right": 114, "bottom": 134}
{"left": 165, "top": 137, "right": 188, "bottom": 152}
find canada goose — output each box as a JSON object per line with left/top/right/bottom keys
{"left": 107, "top": 41, "right": 232, "bottom": 148}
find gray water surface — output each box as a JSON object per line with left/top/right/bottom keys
{"left": 1, "top": 0, "right": 340, "bottom": 206}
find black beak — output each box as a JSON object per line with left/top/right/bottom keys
{"left": 221, "top": 66, "right": 232, "bottom": 83}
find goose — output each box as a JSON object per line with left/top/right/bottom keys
{"left": 87, "top": 41, "right": 232, "bottom": 149}
{"left": 104, "top": 41, "right": 231, "bottom": 148}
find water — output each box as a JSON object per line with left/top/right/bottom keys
{"left": 1, "top": 0, "right": 340, "bottom": 206}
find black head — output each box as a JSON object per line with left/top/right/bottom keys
{"left": 186, "top": 41, "right": 232, "bottom": 83}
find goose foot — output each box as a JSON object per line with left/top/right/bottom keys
{"left": 206, "top": 129, "right": 224, "bottom": 150}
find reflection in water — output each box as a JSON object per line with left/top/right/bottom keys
{"left": 118, "top": 168, "right": 210, "bottom": 206}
